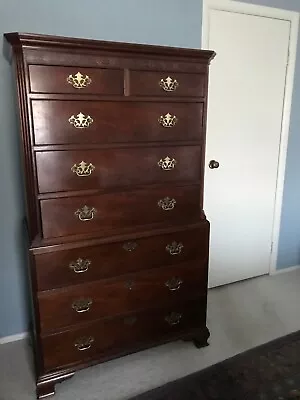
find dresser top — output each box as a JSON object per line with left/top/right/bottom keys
{"left": 4, "top": 32, "right": 215, "bottom": 63}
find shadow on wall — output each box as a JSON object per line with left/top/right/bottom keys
{"left": 0, "top": 51, "right": 32, "bottom": 337}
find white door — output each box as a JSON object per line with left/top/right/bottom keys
{"left": 203, "top": 1, "right": 296, "bottom": 287}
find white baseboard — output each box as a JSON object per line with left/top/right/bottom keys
{"left": 271, "top": 264, "right": 300, "bottom": 275}
{"left": 0, "top": 332, "right": 28, "bottom": 345}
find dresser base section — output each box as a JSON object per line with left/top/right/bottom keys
{"left": 36, "top": 371, "right": 74, "bottom": 399}
{"left": 36, "top": 325, "right": 209, "bottom": 399}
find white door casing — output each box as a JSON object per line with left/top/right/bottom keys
{"left": 202, "top": 0, "right": 299, "bottom": 287}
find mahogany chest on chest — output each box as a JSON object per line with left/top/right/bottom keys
{"left": 4, "top": 32, "right": 215, "bottom": 398}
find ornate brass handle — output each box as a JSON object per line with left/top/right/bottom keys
{"left": 69, "top": 258, "right": 91, "bottom": 274}
{"left": 165, "top": 277, "right": 183, "bottom": 291}
{"left": 158, "top": 156, "right": 176, "bottom": 171}
{"left": 75, "top": 206, "right": 97, "bottom": 221}
{"left": 74, "top": 336, "right": 94, "bottom": 351}
{"left": 68, "top": 112, "right": 94, "bottom": 129}
{"left": 67, "top": 72, "right": 92, "bottom": 89}
{"left": 158, "top": 197, "right": 176, "bottom": 211}
{"left": 72, "top": 298, "right": 93, "bottom": 313}
{"left": 123, "top": 242, "right": 138, "bottom": 252}
{"left": 165, "top": 312, "right": 182, "bottom": 326}
{"left": 159, "top": 76, "right": 179, "bottom": 92}
{"left": 166, "top": 241, "right": 184, "bottom": 256}
{"left": 71, "top": 161, "right": 95, "bottom": 177}
{"left": 158, "top": 113, "right": 178, "bottom": 128}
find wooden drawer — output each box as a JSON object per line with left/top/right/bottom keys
{"left": 41, "top": 299, "right": 206, "bottom": 371}
{"left": 28, "top": 65, "right": 124, "bottom": 95}
{"left": 38, "top": 261, "right": 207, "bottom": 332}
{"left": 40, "top": 185, "right": 201, "bottom": 239}
{"left": 31, "top": 100, "right": 203, "bottom": 145}
{"left": 34, "top": 223, "right": 209, "bottom": 291}
{"left": 130, "top": 71, "right": 206, "bottom": 97}
{"left": 35, "top": 146, "right": 202, "bottom": 193}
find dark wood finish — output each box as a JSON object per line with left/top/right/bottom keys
{"left": 34, "top": 224, "right": 209, "bottom": 291}
{"left": 38, "top": 261, "right": 207, "bottom": 332}
{"left": 4, "top": 31, "right": 215, "bottom": 398}
{"left": 31, "top": 100, "right": 204, "bottom": 145}
{"left": 41, "top": 299, "right": 206, "bottom": 371}
{"left": 35, "top": 146, "right": 201, "bottom": 193}
{"left": 29, "top": 65, "right": 124, "bottom": 95}
{"left": 36, "top": 371, "right": 74, "bottom": 399}
{"left": 40, "top": 185, "right": 201, "bottom": 239}
{"left": 130, "top": 70, "right": 206, "bottom": 97}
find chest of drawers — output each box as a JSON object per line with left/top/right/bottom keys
{"left": 4, "top": 32, "right": 215, "bottom": 399}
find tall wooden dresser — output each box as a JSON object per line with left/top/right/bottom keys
{"left": 4, "top": 32, "right": 215, "bottom": 398}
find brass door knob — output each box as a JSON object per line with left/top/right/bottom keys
{"left": 209, "top": 160, "right": 219, "bottom": 169}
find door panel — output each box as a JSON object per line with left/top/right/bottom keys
{"left": 204, "top": 8, "right": 290, "bottom": 287}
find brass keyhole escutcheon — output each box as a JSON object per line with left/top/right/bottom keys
{"left": 209, "top": 160, "right": 219, "bottom": 169}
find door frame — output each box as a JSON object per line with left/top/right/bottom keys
{"left": 202, "top": 0, "right": 299, "bottom": 275}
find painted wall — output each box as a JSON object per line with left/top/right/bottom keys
{"left": 0, "top": 0, "right": 299, "bottom": 337}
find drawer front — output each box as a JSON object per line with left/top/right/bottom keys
{"left": 38, "top": 261, "right": 207, "bottom": 332}
{"left": 36, "top": 146, "right": 202, "bottom": 193}
{"left": 31, "top": 100, "right": 203, "bottom": 145}
{"left": 28, "top": 65, "right": 124, "bottom": 95}
{"left": 41, "top": 299, "right": 206, "bottom": 371}
{"left": 40, "top": 185, "right": 201, "bottom": 239}
{"left": 130, "top": 71, "right": 206, "bottom": 97}
{"left": 34, "top": 223, "right": 209, "bottom": 291}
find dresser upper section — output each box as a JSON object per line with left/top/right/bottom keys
{"left": 4, "top": 33, "right": 215, "bottom": 245}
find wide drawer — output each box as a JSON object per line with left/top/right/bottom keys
{"left": 38, "top": 260, "right": 208, "bottom": 332}
{"left": 34, "top": 223, "right": 209, "bottom": 291}
{"left": 28, "top": 65, "right": 124, "bottom": 95}
{"left": 40, "top": 185, "right": 201, "bottom": 239}
{"left": 41, "top": 299, "right": 206, "bottom": 371}
{"left": 130, "top": 71, "right": 206, "bottom": 97}
{"left": 35, "top": 146, "right": 202, "bottom": 193}
{"left": 31, "top": 100, "right": 203, "bottom": 145}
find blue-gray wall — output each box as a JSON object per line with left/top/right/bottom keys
{"left": 0, "top": 0, "right": 299, "bottom": 338}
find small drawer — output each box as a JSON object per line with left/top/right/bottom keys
{"left": 35, "top": 146, "right": 202, "bottom": 194}
{"left": 31, "top": 100, "right": 203, "bottom": 145}
{"left": 130, "top": 71, "right": 206, "bottom": 97}
{"left": 38, "top": 261, "right": 208, "bottom": 332}
{"left": 28, "top": 65, "right": 124, "bottom": 95}
{"left": 41, "top": 299, "right": 206, "bottom": 371}
{"left": 39, "top": 185, "right": 202, "bottom": 239}
{"left": 33, "top": 223, "right": 209, "bottom": 290}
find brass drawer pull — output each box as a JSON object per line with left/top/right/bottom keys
{"left": 69, "top": 258, "right": 91, "bottom": 274}
{"left": 124, "top": 316, "right": 137, "bottom": 325}
{"left": 166, "top": 241, "right": 184, "bottom": 256}
{"left": 158, "top": 197, "right": 176, "bottom": 211}
{"left": 123, "top": 242, "right": 138, "bottom": 252}
{"left": 72, "top": 298, "right": 93, "bottom": 313}
{"left": 67, "top": 72, "right": 92, "bottom": 89}
{"left": 165, "top": 277, "right": 183, "bottom": 291}
{"left": 71, "top": 161, "right": 95, "bottom": 177}
{"left": 165, "top": 312, "right": 182, "bottom": 326}
{"left": 158, "top": 156, "right": 176, "bottom": 171}
{"left": 68, "top": 112, "right": 94, "bottom": 129}
{"left": 74, "top": 336, "right": 94, "bottom": 351}
{"left": 75, "top": 205, "right": 97, "bottom": 221}
{"left": 159, "top": 76, "right": 179, "bottom": 92}
{"left": 158, "top": 113, "right": 178, "bottom": 128}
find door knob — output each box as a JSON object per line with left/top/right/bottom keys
{"left": 209, "top": 160, "right": 219, "bottom": 169}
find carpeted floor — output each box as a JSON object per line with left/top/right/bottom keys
{"left": 129, "top": 330, "right": 300, "bottom": 400}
